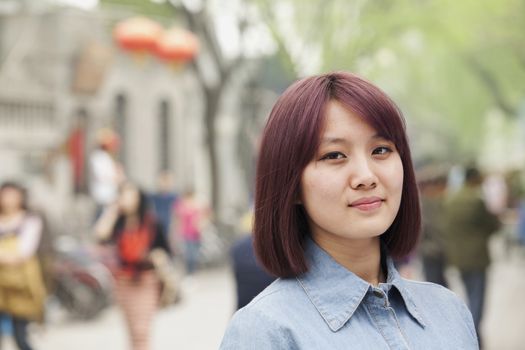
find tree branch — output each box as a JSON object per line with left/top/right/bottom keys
{"left": 175, "top": 2, "right": 241, "bottom": 83}
{"left": 258, "top": 0, "right": 299, "bottom": 77}
{"left": 466, "top": 55, "right": 516, "bottom": 117}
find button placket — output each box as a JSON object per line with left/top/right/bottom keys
{"left": 371, "top": 288, "right": 390, "bottom": 308}
{"left": 372, "top": 289, "right": 384, "bottom": 298}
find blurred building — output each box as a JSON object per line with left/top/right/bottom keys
{"left": 0, "top": 2, "right": 243, "bottom": 230}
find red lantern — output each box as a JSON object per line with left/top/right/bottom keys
{"left": 154, "top": 27, "right": 199, "bottom": 62}
{"left": 113, "top": 17, "right": 163, "bottom": 53}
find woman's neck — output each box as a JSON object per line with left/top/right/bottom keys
{"left": 0, "top": 210, "right": 25, "bottom": 223}
{"left": 313, "top": 234, "right": 384, "bottom": 286}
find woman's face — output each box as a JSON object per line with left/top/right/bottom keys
{"left": 118, "top": 185, "right": 140, "bottom": 215}
{"left": 300, "top": 100, "right": 404, "bottom": 248}
{"left": 0, "top": 187, "right": 24, "bottom": 213}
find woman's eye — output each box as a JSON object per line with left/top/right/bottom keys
{"left": 372, "top": 146, "right": 393, "bottom": 155}
{"left": 320, "top": 152, "right": 346, "bottom": 160}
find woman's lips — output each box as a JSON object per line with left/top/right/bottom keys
{"left": 349, "top": 197, "right": 383, "bottom": 211}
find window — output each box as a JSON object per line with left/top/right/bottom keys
{"left": 159, "top": 99, "right": 171, "bottom": 171}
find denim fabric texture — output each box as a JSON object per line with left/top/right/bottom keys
{"left": 220, "top": 238, "right": 478, "bottom": 350}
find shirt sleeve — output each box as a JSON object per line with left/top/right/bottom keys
{"left": 17, "top": 215, "right": 43, "bottom": 259}
{"left": 219, "top": 308, "right": 298, "bottom": 350}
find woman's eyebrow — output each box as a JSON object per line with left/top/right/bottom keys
{"left": 372, "top": 134, "right": 392, "bottom": 142}
{"left": 321, "top": 134, "right": 390, "bottom": 145}
{"left": 320, "top": 137, "right": 347, "bottom": 145}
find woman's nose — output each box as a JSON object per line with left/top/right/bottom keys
{"left": 349, "top": 157, "right": 378, "bottom": 190}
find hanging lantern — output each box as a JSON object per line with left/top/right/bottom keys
{"left": 154, "top": 27, "right": 199, "bottom": 63}
{"left": 113, "top": 16, "right": 163, "bottom": 53}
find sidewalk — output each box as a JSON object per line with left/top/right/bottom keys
{"left": 482, "top": 236, "right": 525, "bottom": 349}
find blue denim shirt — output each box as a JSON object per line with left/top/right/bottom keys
{"left": 220, "top": 239, "right": 478, "bottom": 349}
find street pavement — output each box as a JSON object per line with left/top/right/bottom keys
{"left": 478, "top": 236, "right": 525, "bottom": 350}
{"left": 30, "top": 266, "right": 235, "bottom": 350}
{"left": 3, "top": 235, "right": 525, "bottom": 350}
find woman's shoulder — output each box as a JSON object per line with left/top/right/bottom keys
{"left": 23, "top": 212, "right": 43, "bottom": 224}
{"left": 0, "top": 212, "right": 42, "bottom": 230}
{"left": 402, "top": 278, "right": 461, "bottom": 302}
{"left": 245, "top": 277, "right": 302, "bottom": 312}
{"left": 402, "top": 278, "right": 467, "bottom": 310}
{"left": 401, "top": 278, "right": 477, "bottom": 340}
{"left": 220, "top": 278, "right": 303, "bottom": 349}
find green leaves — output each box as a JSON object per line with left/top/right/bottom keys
{"left": 100, "top": 0, "right": 176, "bottom": 21}
{"left": 259, "top": 0, "right": 525, "bottom": 165}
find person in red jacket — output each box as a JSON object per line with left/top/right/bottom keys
{"left": 95, "top": 182, "right": 170, "bottom": 350}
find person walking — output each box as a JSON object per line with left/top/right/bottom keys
{"left": 0, "top": 182, "right": 46, "bottom": 350}
{"left": 173, "top": 189, "right": 208, "bottom": 275}
{"left": 230, "top": 209, "right": 275, "bottom": 310}
{"left": 95, "top": 182, "right": 170, "bottom": 350}
{"left": 149, "top": 171, "right": 178, "bottom": 244}
{"left": 89, "top": 128, "right": 124, "bottom": 220}
{"left": 444, "top": 166, "right": 500, "bottom": 346}
{"left": 220, "top": 72, "right": 478, "bottom": 349}
{"left": 418, "top": 167, "right": 448, "bottom": 287}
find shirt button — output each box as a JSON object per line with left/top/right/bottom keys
{"left": 372, "top": 290, "right": 384, "bottom": 298}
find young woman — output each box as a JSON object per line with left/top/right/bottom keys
{"left": 95, "top": 182, "right": 170, "bottom": 350}
{"left": 0, "top": 182, "right": 46, "bottom": 350}
{"left": 220, "top": 72, "right": 478, "bottom": 349}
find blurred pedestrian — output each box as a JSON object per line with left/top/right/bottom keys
{"left": 149, "top": 171, "right": 178, "bottom": 244}
{"left": 67, "top": 108, "right": 88, "bottom": 195}
{"left": 517, "top": 199, "right": 525, "bottom": 245}
{"left": 95, "top": 182, "right": 171, "bottom": 350}
{"left": 89, "top": 128, "right": 124, "bottom": 220}
{"left": 230, "top": 209, "right": 275, "bottom": 310}
{"left": 444, "top": 166, "right": 501, "bottom": 346}
{"left": 220, "top": 72, "right": 478, "bottom": 349}
{"left": 505, "top": 169, "right": 525, "bottom": 245}
{"left": 173, "top": 189, "right": 208, "bottom": 275}
{"left": 418, "top": 166, "right": 448, "bottom": 287}
{"left": 0, "top": 182, "right": 47, "bottom": 350}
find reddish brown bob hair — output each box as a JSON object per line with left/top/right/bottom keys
{"left": 254, "top": 72, "right": 421, "bottom": 278}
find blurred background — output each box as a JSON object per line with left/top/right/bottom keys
{"left": 0, "top": 0, "right": 523, "bottom": 349}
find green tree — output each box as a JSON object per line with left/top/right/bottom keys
{"left": 257, "top": 0, "right": 525, "bottom": 164}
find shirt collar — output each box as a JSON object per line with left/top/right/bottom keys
{"left": 296, "top": 238, "right": 426, "bottom": 332}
